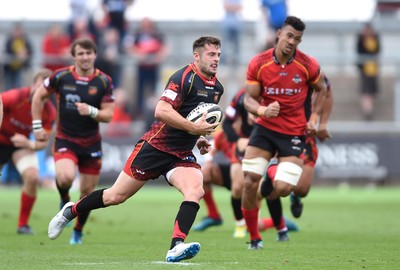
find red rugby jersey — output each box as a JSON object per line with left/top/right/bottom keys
{"left": 246, "top": 48, "right": 322, "bottom": 135}
{"left": 0, "top": 87, "right": 56, "bottom": 145}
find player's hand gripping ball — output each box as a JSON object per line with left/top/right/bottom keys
{"left": 186, "top": 103, "right": 223, "bottom": 134}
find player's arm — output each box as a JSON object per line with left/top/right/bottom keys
{"left": 316, "top": 83, "right": 333, "bottom": 142}
{"left": 244, "top": 83, "right": 279, "bottom": 118}
{"left": 10, "top": 133, "right": 49, "bottom": 151}
{"left": 307, "top": 74, "right": 328, "bottom": 134}
{"left": 154, "top": 100, "right": 218, "bottom": 135}
{"left": 74, "top": 101, "right": 115, "bottom": 122}
{"left": 0, "top": 96, "right": 3, "bottom": 129}
{"left": 31, "top": 84, "right": 52, "bottom": 141}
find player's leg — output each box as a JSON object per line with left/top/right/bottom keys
{"left": 48, "top": 170, "right": 146, "bottom": 241}
{"left": 242, "top": 145, "right": 271, "bottom": 249}
{"left": 193, "top": 161, "right": 225, "bottom": 231}
{"left": 290, "top": 164, "right": 314, "bottom": 218}
{"left": 265, "top": 194, "right": 290, "bottom": 241}
{"left": 290, "top": 136, "right": 318, "bottom": 218}
{"left": 230, "top": 162, "right": 246, "bottom": 238}
{"left": 166, "top": 166, "right": 203, "bottom": 262}
{"left": 69, "top": 172, "right": 100, "bottom": 245}
{"left": 13, "top": 149, "right": 39, "bottom": 234}
{"left": 54, "top": 157, "right": 77, "bottom": 208}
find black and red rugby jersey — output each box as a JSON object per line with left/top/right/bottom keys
{"left": 44, "top": 66, "right": 114, "bottom": 145}
{"left": 141, "top": 63, "right": 224, "bottom": 159}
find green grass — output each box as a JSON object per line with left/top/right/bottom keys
{"left": 1, "top": 184, "right": 399, "bottom": 270}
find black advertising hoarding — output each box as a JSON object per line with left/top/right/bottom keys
{"left": 99, "top": 128, "right": 400, "bottom": 185}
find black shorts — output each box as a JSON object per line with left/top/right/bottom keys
{"left": 0, "top": 144, "right": 17, "bottom": 165}
{"left": 123, "top": 140, "right": 201, "bottom": 181}
{"left": 218, "top": 163, "right": 232, "bottom": 190}
{"left": 248, "top": 124, "right": 305, "bottom": 158}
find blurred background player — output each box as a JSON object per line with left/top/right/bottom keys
{"left": 31, "top": 38, "right": 115, "bottom": 245}
{"left": 0, "top": 69, "right": 56, "bottom": 234}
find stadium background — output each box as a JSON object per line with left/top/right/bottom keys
{"left": 1, "top": 0, "right": 400, "bottom": 185}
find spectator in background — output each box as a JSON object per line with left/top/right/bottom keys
{"left": 221, "top": 0, "right": 243, "bottom": 66}
{"left": 0, "top": 69, "right": 56, "bottom": 235}
{"left": 101, "top": 0, "right": 134, "bottom": 47}
{"left": 260, "top": 0, "right": 287, "bottom": 50}
{"left": 69, "top": 18, "right": 97, "bottom": 43}
{"left": 95, "top": 27, "right": 123, "bottom": 88}
{"left": 2, "top": 23, "right": 33, "bottom": 90}
{"left": 356, "top": 22, "right": 381, "bottom": 121}
{"left": 42, "top": 24, "right": 71, "bottom": 72}
{"left": 125, "top": 17, "right": 169, "bottom": 118}
{"left": 67, "top": 0, "right": 98, "bottom": 43}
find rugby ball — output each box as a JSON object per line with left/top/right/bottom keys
{"left": 186, "top": 103, "right": 223, "bottom": 124}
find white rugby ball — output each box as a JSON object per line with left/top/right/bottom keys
{"left": 186, "top": 103, "right": 223, "bottom": 124}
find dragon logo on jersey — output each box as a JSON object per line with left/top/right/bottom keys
{"left": 89, "top": 86, "right": 98, "bottom": 95}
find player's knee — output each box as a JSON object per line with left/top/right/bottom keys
{"left": 56, "top": 171, "right": 75, "bottom": 187}
{"left": 242, "top": 157, "right": 269, "bottom": 176}
{"left": 274, "top": 162, "right": 303, "bottom": 197}
{"left": 273, "top": 181, "right": 292, "bottom": 197}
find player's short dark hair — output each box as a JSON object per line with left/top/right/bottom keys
{"left": 70, "top": 38, "right": 97, "bottom": 56}
{"left": 193, "top": 36, "right": 221, "bottom": 52}
{"left": 283, "top": 16, "right": 306, "bottom": 32}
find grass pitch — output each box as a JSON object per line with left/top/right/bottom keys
{"left": 0, "top": 184, "right": 399, "bottom": 270}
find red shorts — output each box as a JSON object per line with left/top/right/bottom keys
{"left": 53, "top": 138, "right": 102, "bottom": 175}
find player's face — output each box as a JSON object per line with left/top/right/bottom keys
{"left": 73, "top": 45, "right": 96, "bottom": 73}
{"left": 276, "top": 26, "right": 303, "bottom": 56}
{"left": 196, "top": 44, "right": 220, "bottom": 78}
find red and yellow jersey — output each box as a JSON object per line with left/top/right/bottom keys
{"left": 0, "top": 87, "right": 56, "bottom": 145}
{"left": 247, "top": 48, "right": 322, "bottom": 135}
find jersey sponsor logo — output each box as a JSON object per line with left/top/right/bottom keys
{"left": 167, "top": 81, "right": 179, "bottom": 91}
{"left": 197, "top": 89, "right": 208, "bottom": 97}
{"left": 279, "top": 72, "right": 288, "bottom": 76}
{"left": 89, "top": 86, "right": 98, "bottom": 95}
{"left": 292, "top": 74, "right": 302, "bottom": 84}
{"left": 10, "top": 118, "right": 31, "bottom": 131}
{"left": 76, "top": 80, "right": 88, "bottom": 85}
{"left": 205, "top": 80, "right": 215, "bottom": 85}
{"left": 205, "top": 86, "right": 214, "bottom": 90}
{"left": 265, "top": 87, "right": 302, "bottom": 95}
{"left": 78, "top": 76, "right": 89, "bottom": 81}
{"left": 162, "top": 89, "right": 177, "bottom": 101}
{"left": 57, "top": 147, "right": 68, "bottom": 152}
{"left": 63, "top": 84, "right": 76, "bottom": 91}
